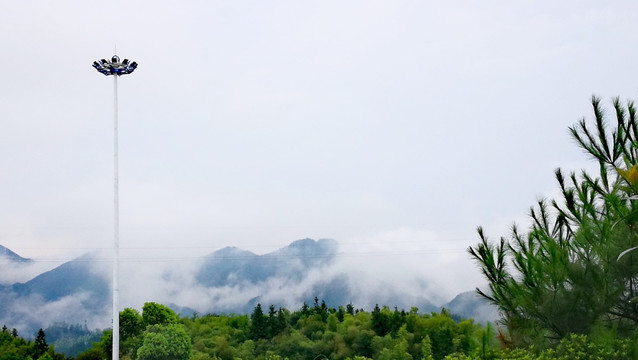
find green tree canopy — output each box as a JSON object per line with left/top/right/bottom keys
{"left": 120, "top": 307, "right": 144, "bottom": 338}
{"left": 249, "top": 303, "right": 268, "bottom": 340}
{"left": 142, "top": 302, "right": 178, "bottom": 327}
{"left": 136, "top": 323, "right": 192, "bottom": 360}
{"left": 469, "top": 96, "right": 638, "bottom": 346}
{"left": 33, "top": 328, "right": 48, "bottom": 359}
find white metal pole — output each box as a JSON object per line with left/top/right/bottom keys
{"left": 112, "top": 74, "right": 120, "bottom": 360}
{"left": 93, "top": 54, "right": 135, "bottom": 359}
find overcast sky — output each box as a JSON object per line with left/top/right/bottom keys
{"left": 2, "top": 1, "right": 638, "bottom": 300}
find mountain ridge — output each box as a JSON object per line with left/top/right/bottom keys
{"left": 196, "top": 238, "right": 338, "bottom": 287}
{"left": 0, "top": 245, "right": 30, "bottom": 263}
{"left": 0, "top": 239, "right": 497, "bottom": 336}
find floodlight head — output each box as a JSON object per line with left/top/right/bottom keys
{"left": 92, "top": 54, "right": 138, "bottom": 76}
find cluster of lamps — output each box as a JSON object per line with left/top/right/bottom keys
{"left": 92, "top": 55, "right": 138, "bottom": 76}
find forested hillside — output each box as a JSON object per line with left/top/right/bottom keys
{"left": 74, "top": 301, "right": 484, "bottom": 360}
{"left": 64, "top": 299, "right": 632, "bottom": 360}
{"left": 3, "top": 298, "right": 634, "bottom": 359}
{"left": 0, "top": 326, "right": 67, "bottom": 360}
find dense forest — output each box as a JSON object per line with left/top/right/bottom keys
{"left": 0, "top": 325, "right": 67, "bottom": 360}
{"left": 3, "top": 299, "right": 635, "bottom": 359}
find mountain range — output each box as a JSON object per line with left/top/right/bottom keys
{"left": 0, "top": 239, "right": 497, "bottom": 336}
{"left": 197, "top": 238, "right": 338, "bottom": 287}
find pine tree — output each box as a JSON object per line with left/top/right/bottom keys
{"left": 267, "top": 305, "right": 277, "bottom": 339}
{"left": 469, "top": 96, "right": 638, "bottom": 345}
{"left": 276, "top": 308, "right": 288, "bottom": 335}
{"left": 301, "top": 302, "right": 310, "bottom": 316}
{"left": 336, "top": 306, "right": 346, "bottom": 322}
{"left": 249, "top": 303, "right": 267, "bottom": 340}
{"left": 346, "top": 303, "right": 355, "bottom": 316}
{"left": 420, "top": 335, "right": 433, "bottom": 360}
{"left": 34, "top": 328, "right": 48, "bottom": 358}
{"left": 371, "top": 304, "right": 391, "bottom": 336}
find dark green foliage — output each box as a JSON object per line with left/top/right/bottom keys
{"left": 346, "top": 303, "right": 355, "bottom": 316}
{"left": 74, "top": 346, "right": 106, "bottom": 360}
{"left": 370, "top": 305, "right": 391, "bottom": 337}
{"left": 76, "top": 303, "right": 185, "bottom": 359}
{"left": 249, "top": 303, "right": 268, "bottom": 340}
{"left": 538, "top": 333, "right": 635, "bottom": 360}
{"left": 142, "top": 302, "right": 177, "bottom": 326}
{"left": 180, "top": 302, "right": 483, "bottom": 360}
{"left": 0, "top": 329, "right": 29, "bottom": 359}
{"left": 248, "top": 304, "right": 290, "bottom": 341}
{"left": 34, "top": 328, "right": 48, "bottom": 358}
{"left": 430, "top": 327, "right": 453, "bottom": 360}
{"left": 136, "top": 323, "right": 192, "bottom": 360}
{"left": 446, "top": 333, "right": 636, "bottom": 359}
{"left": 117, "top": 307, "right": 145, "bottom": 358}
{"left": 337, "top": 306, "right": 346, "bottom": 322}
{"left": 273, "top": 307, "right": 288, "bottom": 337}
{"left": 0, "top": 325, "right": 66, "bottom": 360}
{"left": 469, "top": 96, "right": 638, "bottom": 347}
{"left": 69, "top": 299, "right": 638, "bottom": 360}
{"left": 98, "top": 330, "right": 112, "bottom": 359}
{"left": 390, "top": 307, "right": 407, "bottom": 335}
{"left": 306, "top": 297, "right": 330, "bottom": 323}
{"left": 120, "top": 307, "right": 144, "bottom": 338}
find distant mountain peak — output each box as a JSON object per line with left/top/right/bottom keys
{"left": 289, "top": 238, "right": 336, "bottom": 248}
{"left": 281, "top": 238, "right": 337, "bottom": 255}
{"left": 196, "top": 238, "right": 338, "bottom": 288}
{"left": 211, "top": 246, "right": 257, "bottom": 259}
{"left": 289, "top": 238, "right": 316, "bottom": 246}
{"left": 0, "top": 245, "right": 30, "bottom": 262}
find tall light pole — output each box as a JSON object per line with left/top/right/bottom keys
{"left": 92, "top": 55, "right": 138, "bottom": 360}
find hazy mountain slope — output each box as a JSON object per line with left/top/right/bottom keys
{"left": 0, "top": 240, "right": 497, "bottom": 337}
{"left": 195, "top": 246, "right": 260, "bottom": 286}
{"left": 192, "top": 238, "right": 444, "bottom": 314}
{"left": 196, "top": 238, "right": 338, "bottom": 287}
{"left": 0, "top": 244, "right": 37, "bottom": 285}
{"left": 442, "top": 290, "right": 499, "bottom": 323}
{"left": 0, "top": 245, "right": 30, "bottom": 262}
{"left": 10, "top": 255, "right": 108, "bottom": 302}
{"left": 0, "top": 254, "right": 110, "bottom": 336}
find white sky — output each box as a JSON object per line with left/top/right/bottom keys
{"left": 2, "top": 1, "right": 638, "bottom": 300}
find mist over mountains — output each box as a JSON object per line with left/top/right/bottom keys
{"left": 0, "top": 239, "right": 496, "bottom": 335}
{"left": 0, "top": 245, "right": 30, "bottom": 263}
{"left": 0, "top": 253, "right": 110, "bottom": 335}
{"left": 197, "top": 238, "right": 338, "bottom": 287}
